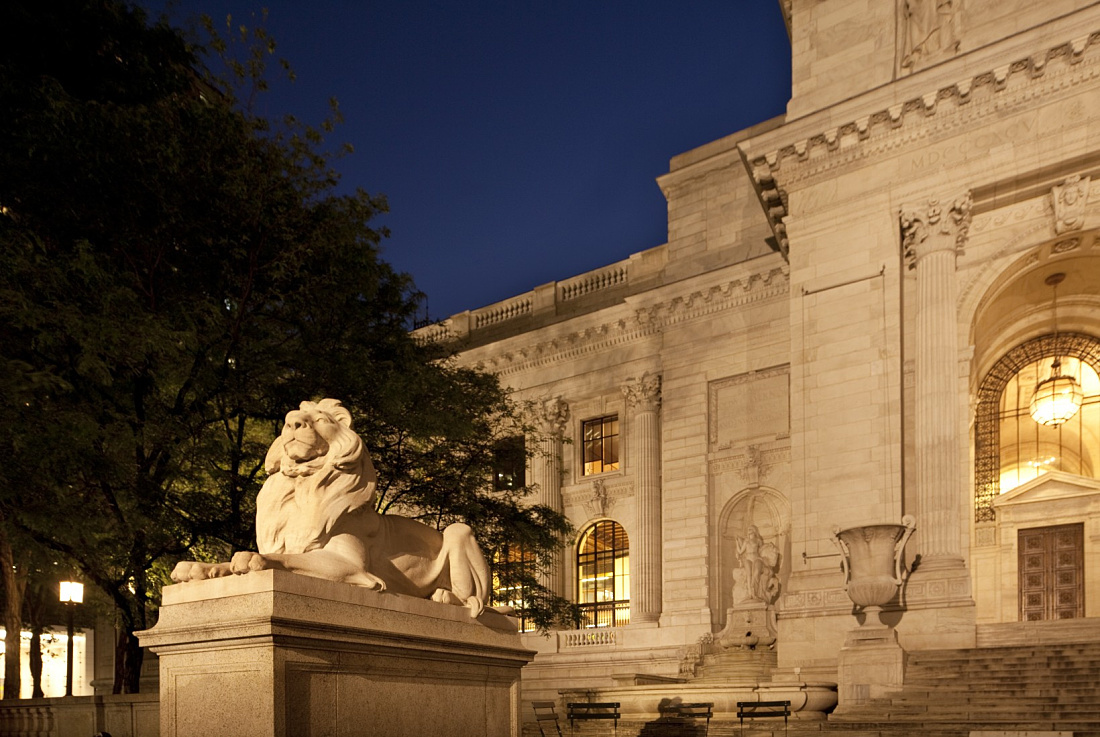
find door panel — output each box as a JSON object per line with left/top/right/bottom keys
{"left": 1018, "top": 523, "right": 1084, "bottom": 621}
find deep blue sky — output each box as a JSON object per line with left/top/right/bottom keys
{"left": 150, "top": 1, "right": 792, "bottom": 321}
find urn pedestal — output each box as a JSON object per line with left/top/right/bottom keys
{"left": 832, "top": 516, "right": 916, "bottom": 710}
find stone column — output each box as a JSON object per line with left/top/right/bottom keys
{"left": 899, "top": 193, "right": 971, "bottom": 568}
{"left": 530, "top": 397, "right": 568, "bottom": 595}
{"left": 622, "top": 372, "right": 662, "bottom": 624}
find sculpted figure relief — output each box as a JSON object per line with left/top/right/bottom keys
{"left": 902, "top": 0, "right": 962, "bottom": 70}
{"left": 172, "top": 399, "right": 493, "bottom": 617}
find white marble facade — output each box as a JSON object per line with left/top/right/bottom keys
{"left": 416, "top": 0, "right": 1100, "bottom": 699}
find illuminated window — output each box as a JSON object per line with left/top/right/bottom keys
{"left": 582, "top": 416, "right": 619, "bottom": 476}
{"left": 491, "top": 436, "right": 525, "bottom": 491}
{"left": 975, "top": 334, "right": 1100, "bottom": 520}
{"left": 997, "top": 356, "right": 1100, "bottom": 493}
{"left": 0, "top": 628, "right": 89, "bottom": 697}
{"left": 491, "top": 546, "right": 536, "bottom": 632}
{"left": 576, "top": 520, "right": 629, "bottom": 628}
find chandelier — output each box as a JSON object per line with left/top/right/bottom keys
{"left": 1029, "top": 273, "right": 1083, "bottom": 426}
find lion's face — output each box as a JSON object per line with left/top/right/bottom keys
{"left": 281, "top": 406, "right": 346, "bottom": 465}
{"left": 265, "top": 399, "right": 362, "bottom": 481}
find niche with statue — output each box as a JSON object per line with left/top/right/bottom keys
{"left": 707, "top": 488, "right": 790, "bottom": 675}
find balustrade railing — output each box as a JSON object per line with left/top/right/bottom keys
{"left": 577, "top": 601, "right": 630, "bottom": 629}
{"left": 563, "top": 629, "right": 617, "bottom": 647}
{"left": 472, "top": 296, "right": 532, "bottom": 329}
{"left": 559, "top": 264, "right": 628, "bottom": 301}
{"left": 411, "top": 248, "right": 664, "bottom": 344}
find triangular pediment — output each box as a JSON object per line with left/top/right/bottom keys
{"left": 993, "top": 471, "right": 1100, "bottom": 508}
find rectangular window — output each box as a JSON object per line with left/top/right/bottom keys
{"left": 582, "top": 415, "right": 619, "bottom": 476}
{"left": 492, "top": 436, "right": 526, "bottom": 491}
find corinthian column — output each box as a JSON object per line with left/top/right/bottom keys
{"left": 530, "top": 397, "right": 568, "bottom": 595}
{"left": 622, "top": 373, "right": 662, "bottom": 623}
{"left": 899, "top": 193, "right": 971, "bottom": 568}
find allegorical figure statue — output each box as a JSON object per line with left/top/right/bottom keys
{"left": 902, "top": 0, "right": 963, "bottom": 70}
{"left": 171, "top": 399, "right": 493, "bottom": 617}
{"left": 733, "top": 525, "right": 781, "bottom": 605}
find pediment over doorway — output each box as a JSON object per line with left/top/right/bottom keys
{"left": 993, "top": 471, "right": 1100, "bottom": 509}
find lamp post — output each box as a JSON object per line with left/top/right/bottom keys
{"left": 59, "top": 580, "right": 83, "bottom": 697}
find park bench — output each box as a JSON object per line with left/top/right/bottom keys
{"left": 566, "top": 701, "right": 620, "bottom": 734}
{"left": 736, "top": 699, "right": 790, "bottom": 737}
{"left": 658, "top": 701, "right": 713, "bottom": 736}
{"left": 531, "top": 700, "right": 563, "bottom": 737}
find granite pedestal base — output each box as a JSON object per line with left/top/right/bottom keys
{"left": 138, "top": 569, "right": 534, "bottom": 737}
{"left": 834, "top": 625, "right": 907, "bottom": 712}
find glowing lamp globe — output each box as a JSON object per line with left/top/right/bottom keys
{"left": 59, "top": 580, "right": 84, "bottom": 604}
{"left": 1029, "top": 359, "right": 1083, "bottom": 427}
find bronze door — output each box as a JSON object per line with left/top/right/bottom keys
{"left": 1019, "top": 523, "right": 1084, "bottom": 621}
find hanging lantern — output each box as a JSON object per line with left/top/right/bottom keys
{"left": 1029, "top": 272, "right": 1083, "bottom": 426}
{"left": 1029, "top": 356, "right": 1084, "bottom": 426}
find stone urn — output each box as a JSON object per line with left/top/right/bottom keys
{"left": 832, "top": 515, "right": 916, "bottom": 627}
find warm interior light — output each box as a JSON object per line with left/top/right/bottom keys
{"left": 59, "top": 581, "right": 84, "bottom": 604}
{"left": 1029, "top": 359, "right": 1084, "bottom": 426}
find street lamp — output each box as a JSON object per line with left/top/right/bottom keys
{"left": 59, "top": 580, "right": 83, "bottom": 697}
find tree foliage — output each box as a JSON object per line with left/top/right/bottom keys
{"left": 0, "top": 0, "right": 574, "bottom": 694}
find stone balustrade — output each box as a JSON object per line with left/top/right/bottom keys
{"left": 562, "top": 629, "right": 618, "bottom": 648}
{"left": 0, "top": 693, "right": 159, "bottom": 737}
{"left": 413, "top": 244, "right": 666, "bottom": 345}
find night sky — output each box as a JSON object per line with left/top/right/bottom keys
{"left": 149, "top": 1, "right": 793, "bottom": 322}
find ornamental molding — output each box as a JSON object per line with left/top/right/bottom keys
{"left": 780, "top": 586, "right": 852, "bottom": 616}
{"left": 562, "top": 477, "right": 634, "bottom": 517}
{"left": 740, "top": 29, "right": 1100, "bottom": 257}
{"left": 475, "top": 266, "right": 789, "bottom": 377}
{"left": 709, "top": 444, "right": 791, "bottom": 482}
{"left": 1052, "top": 174, "right": 1092, "bottom": 234}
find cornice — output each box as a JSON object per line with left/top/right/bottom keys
{"left": 470, "top": 266, "right": 789, "bottom": 377}
{"left": 739, "top": 25, "right": 1100, "bottom": 257}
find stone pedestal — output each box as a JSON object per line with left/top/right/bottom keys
{"left": 835, "top": 626, "right": 907, "bottom": 711}
{"left": 137, "top": 570, "right": 535, "bottom": 737}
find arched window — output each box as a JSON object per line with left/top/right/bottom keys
{"left": 491, "top": 545, "right": 536, "bottom": 632}
{"left": 576, "top": 520, "right": 630, "bottom": 628}
{"left": 975, "top": 333, "right": 1100, "bottom": 520}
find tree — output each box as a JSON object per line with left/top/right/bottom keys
{"left": 0, "top": 0, "right": 574, "bottom": 693}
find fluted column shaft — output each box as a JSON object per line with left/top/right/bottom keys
{"left": 531, "top": 398, "right": 568, "bottom": 596}
{"left": 623, "top": 373, "right": 661, "bottom": 623}
{"left": 901, "top": 194, "right": 971, "bottom": 564}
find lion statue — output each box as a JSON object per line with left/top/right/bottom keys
{"left": 171, "top": 398, "right": 494, "bottom": 617}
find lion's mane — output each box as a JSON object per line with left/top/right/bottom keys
{"left": 256, "top": 399, "right": 377, "bottom": 555}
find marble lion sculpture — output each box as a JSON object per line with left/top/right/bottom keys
{"left": 171, "top": 398, "right": 493, "bottom": 617}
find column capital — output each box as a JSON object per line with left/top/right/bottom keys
{"left": 622, "top": 372, "right": 661, "bottom": 413}
{"left": 900, "top": 191, "right": 972, "bottom": 269}
{"left": 528, "top": 396, "right": 569, "bottom": 436}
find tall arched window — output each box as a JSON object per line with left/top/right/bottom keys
{"left": 975, "top": 333, "right": 1100, "bottom": 520}
{"left": 576, "top": 520, "right": 630, "bottom": 628}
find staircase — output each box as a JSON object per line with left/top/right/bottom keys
{"left": 828, "top": 639, "right": 1100, "bottom": 736}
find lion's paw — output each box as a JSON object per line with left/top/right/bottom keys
{"left": 171, "top": 561, "right": 233, "bottom": 582}
{"left": 171, "top": 561, "right": 201, "bottom": 583}
{"left": 230, "top": 551, "right": 268, "bottom": 574}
